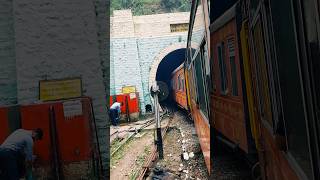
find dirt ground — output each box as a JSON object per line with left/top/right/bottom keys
{"left": 147, "top": 111, "right": 209, "bottom": 180}
{"left": 211, "top": 141, "right": 253, "bottom": 180}
{"left": 110, "top": 132, "right": 154, "bottom": 180}
{"left": 110, "top": 110, "right": 209, "bottom": 180}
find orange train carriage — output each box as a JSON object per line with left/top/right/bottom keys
{"left": 239, "top": 0, "right": 320, "bottom": 179}
{"left": 185, "top": 0, "right": 320, "bottom": 179}
{"left": 171, "top": 60, "right": 211, "bottom": 173}
{"left": 184, "top": 0, "right": 212, "bottom": 173}
{"left": 171, "top": 63, "right": 188, "bottom": 110}
{"left": 209, "top": 2, "right": 257, "bottom": 160}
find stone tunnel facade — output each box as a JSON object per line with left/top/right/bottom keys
{"left": 110, "top": 10, "right": 190, "bottom": 114}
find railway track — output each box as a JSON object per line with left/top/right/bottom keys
{"left": 136, "top": 105, "right": 174, "bottom": 180}
{"left": 110, "top": 106, "right": 172, "bottom": 157}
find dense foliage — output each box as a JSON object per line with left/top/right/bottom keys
{"left": 111, "top": 0, "right": 191, "bottom": 16}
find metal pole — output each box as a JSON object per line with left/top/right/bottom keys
{"left": 49, "top": 106, "right": 63, "bottom": 180}
{"left": 126, "top": 96, "right": 130, "bottom": 123}
{"left": 88, "top": 98, "right": 104, "bottom": 178}
{"left": 152, "top": 82, "right": 163, "bottom": 159}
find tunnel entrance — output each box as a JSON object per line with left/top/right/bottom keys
{"left": 155, "top": 48, "right": 186, "bottom": 108}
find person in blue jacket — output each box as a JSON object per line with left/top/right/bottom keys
{"left": 0, "top": 128, "right": 43, "bottom": 180}
{"left": 110, "top": 101, "right": 123, "bottom": 127}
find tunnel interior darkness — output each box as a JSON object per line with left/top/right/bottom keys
{"left": 155, "top": 48, "right": 186, "bottom": 107}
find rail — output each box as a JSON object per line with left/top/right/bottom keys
{"left": 110, "top": 111, "right": 168, "bottom": 157}
{"left": 136, "top": 111, "right": 173, "bottom": 180}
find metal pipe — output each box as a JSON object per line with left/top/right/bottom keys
{"left": 125, "top": 96, "right": 130, "bottom": 122}
{"left": 49, "top": 106, "right": 63, "bottom": 180}
{"left": 88, "top": 98, "right": 104, "bottom": 178}
{"left": 137, "top": 116, "right": 172, "bottom": 180}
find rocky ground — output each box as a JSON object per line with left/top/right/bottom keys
{"left": 110, "top": 131, "right": 154, "bottom": 180}
{"left": 211, "top": 140, "right": 253, "bottom": 180}
{"left": 146, "top": 111, "right": 209, "bottom": 180}
{"left": 110, "top": 108, "right": 253, "bottom": 180}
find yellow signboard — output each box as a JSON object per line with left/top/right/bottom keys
{"left": 122, "top": 86, "right": 136, "bottom": 94}
{"left": 39, "top": 78, "right": 82, "bottom": 101}
{"left": 170, "top": 23, "right": 189, "bottom": 32}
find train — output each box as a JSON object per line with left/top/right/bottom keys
{"left": 171, "top": 0, "right": 320, "bottom": 179}
{"left": 171, "top": 0, "right": 212, "bottom": 173}
{"left": 171, "top": 63, "right": 188, "bottom": 110}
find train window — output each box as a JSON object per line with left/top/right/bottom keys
{"left": 207, "top": 0, "right": 210, "bottom": 15}
{"left": 268, "top": 0, "right": 314, "bottom": 178}
{"left": 194, "top": 52, "right": 209, "bottom": 118}
{"left": 249, "top": 0, "right": 260, "bottom": 17}
{"left": 252, "top": 18, "right": 273, "bottom": 127}
{"left": 202, "top": 41, "right": 211, "bottom": 117}
{"left": 191, "top": 0, "right": 206, "bottom": 57}
{"left": 299, "top": 0, "right": 320, "bottom": 117}
{"left": 189, "top": 48, "right": 196, "bottom": 63}
{"left": 250, "top": 0, "right": 259, "bottom": 10}
{"left": 189, "top": 71, "right": 195, "bottom": 100}
{"left": 192, "top": 61, "right": 198, "bottom": 101}
{"left": 261, "top": 0, "right": 283, "bottom": 135}
{"left": 300, "top": 1, "right": 320, "bottom": 177}
{"left": 209, "top": 47, "right": 216, "bottom": 93}
{"left": 180, "top": 76, "right": 182, "bottom": 91}
{"left": 217, "top": 42, "right": 228, "bottom": 95}
{"left": 177, "top": 75, "right": 180, "bottom": 90}
{"left": 181, "top": 77, "right": 184, "bottom": 91}
{"left": 188, "top": 61, "right": 197, "bottom": 102}
{"left": 203, "top": 40, "right": 211, "bottom": 96}
{"left": 227, "top": 37, "right": 238, "bottom": 96}
{"left": 179, "top": 74, "right": 183, "bottom": 91}
{"left": 181, "top": 78, "right": 185, "bottom": 91}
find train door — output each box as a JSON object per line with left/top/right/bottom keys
{"left": 192, "top": 41, "right": 210, "bottom": 121}
{"left": 240, "top": 20, "right": 260, "bottom": 151}
{"left": 247, "top": 3, "right": 280, "bottom": 178}
{"left": 201, "top": 41, "right": 211, "bottom": 119}
{"left": 249, "top": 5, "right": 280, "bottom": 180}
{"left": 249, "top": 0, "right": 316, "bottom": 179}
{"left": 250, "top": 6, "right": 274, "bottom": 136}
{"left": 292, "top": 0, "right": 320, "bottom": 178}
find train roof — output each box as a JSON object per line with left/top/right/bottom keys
{"left": 209, "top": 3, "right": 237, "bottom": 33}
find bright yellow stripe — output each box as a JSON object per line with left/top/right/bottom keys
{"left": 240, "top": 20, "right": 260, "bottom": 149}
{"left": 184, "top": 68, "right": 192, "bottom": 109}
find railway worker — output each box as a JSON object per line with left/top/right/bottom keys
{"left": 0, "top": 128, "right": 43, "bottom": 180}
{"left": 110, "top": 101, "right": 123, "bottom": 127}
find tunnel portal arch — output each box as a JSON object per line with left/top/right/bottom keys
{"left": 148, "top": 42, "right": 199, "bottom": 92}
{"left": 148, "top": 43, "right": 187, "bottom": 91}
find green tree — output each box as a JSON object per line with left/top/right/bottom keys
{"left": 160, "top": 0, "right": 191, "bottom": 12}
{"left": 111, "top": 0, "right": 191, "bottom": 16}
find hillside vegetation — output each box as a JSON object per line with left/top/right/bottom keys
{"left": 111, "top": 0, "right": 191, "bottom": 16}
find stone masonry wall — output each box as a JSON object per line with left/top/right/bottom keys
{"left": 111, "top": 38, "right": 145, "bottom": 112}
{"left": 0, "top": 0, "right": 17, "bottom": 105}
{"left": 111, "top": 10, "right": 189, "bottom": 113}
{"left": 93, "top": 0, "right": 110, "bottom": 174}
{"left": 136, "top": 35, "right": 188, "bottom": 107}
{"left": 12, "top": 0, "right": 109, "bottom": 172}
{"left": 133, "top": 12, "right": 189, "bottom": 37}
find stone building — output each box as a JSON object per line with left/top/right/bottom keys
{"left": 110, "top": 10, "right": 191, "bottom": 114}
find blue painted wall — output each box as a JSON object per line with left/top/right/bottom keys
{"left": 110, "top": 35, "right": 188, "bottom": 114}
